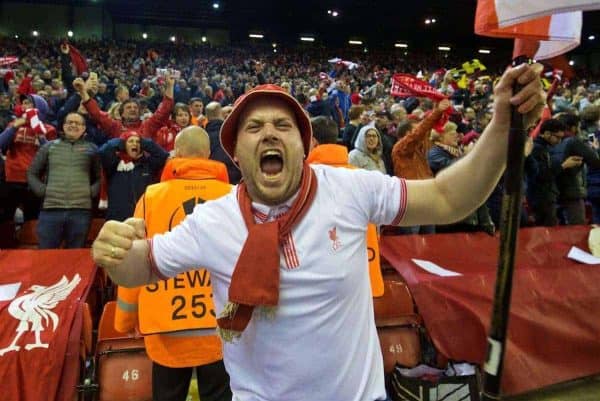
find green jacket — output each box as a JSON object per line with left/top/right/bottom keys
{"left": 27, "top": 137, "right": 101, "bottom": 209}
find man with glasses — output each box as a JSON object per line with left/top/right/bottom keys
{"left": 27, "top": 112, "right": 101, "bottom": 248}
{"left": 525, "top": 118, "right": 582, "bottom": 226}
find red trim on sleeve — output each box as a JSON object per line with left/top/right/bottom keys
{"left": 147, "top": 239, "right": 169, "bottom": 280}
{"left": 391, "top": 178, "right": 408, "bottom": 226}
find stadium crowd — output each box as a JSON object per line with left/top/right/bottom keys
{"left": 0, "top": 37, "right": 599, "bottom": 247}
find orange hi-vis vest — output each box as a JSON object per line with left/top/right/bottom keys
{"left": 114, "top": 157, "right": 231, "bottom": 368}
{"left": 307, "top": 144, "right": 384, "bottom": 297}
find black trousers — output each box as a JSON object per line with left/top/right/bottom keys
{"left": 1, "top": 182, "right": 40, "bottom": 222}
{"left": 152, "top": 360, "right": 232, "bottom": 401}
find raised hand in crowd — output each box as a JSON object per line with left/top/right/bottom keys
{"left": 164, "top": 71, "right": 175, "bottom": 99}
{"left": 437, "top": 98, "right": 451, "bottom": 112}
{"left": 73, "top": 77, "right": 88, "bottom": 100}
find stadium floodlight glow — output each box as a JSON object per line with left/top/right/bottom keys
{"left": 249, "top": 34, "right": 264, "bottom": 39}
{"left": 67, "top": 31, "right": 73, "bottom": 37}
{"left": 569, "top": 60, "right": 575, "bottom": 66}
{"left": 478, "top": 49, "right": 491, "bottom": 54}
{"left": 201, "top": 36, "right": 207, "bottom": 42}
{"left": 395, "top": 43, "right": 408, "bottom": 48}
{"left": 425, "top": 19, "right": 431, "bottom": 24}
{"left": 332, "top": 11, "right": 339, "bottom": 17}
{"left": 32, "top": 30, "right": 39, "bottom": 37}
{"left": 348, "top": 40, "right": 363, "bottom": 45}
{"left": 438, "top": 46, "right": 451, "bottom": 51}
{"left": 300, "top": 36, "right": 315, "bottom": 42}
{"left": 589, "top": 35, "right": 596, "bottom": 40}
{"left": 142, "top": 33, "right": 148, "bottom": 39}
{"left": 213, "top": 2, "right": 219, "bottom": 9}
{"left": 170, "top": 36, "right": 176, "bottom": 42}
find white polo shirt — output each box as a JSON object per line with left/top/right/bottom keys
{"left": 151, "top": 164, "right": 407, "bottom": 401}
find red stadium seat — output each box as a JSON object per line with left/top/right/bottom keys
{"left": 374, "top": 279, "right": 423, "bottom": 372}
{"left": 95, "top": 302, "right": 152, "bottom": 401}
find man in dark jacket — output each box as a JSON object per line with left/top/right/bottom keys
{"left": 27, "top": 112, "right": 101, "bottom": 248}
{"left": 525, "top": 119, "right": 582, "bottom": 226}
{"left": 552, "top": 113, "right": 600, "bottom": 224}
{"left": 205, "top": 101, "right": 241, "bottom": 184}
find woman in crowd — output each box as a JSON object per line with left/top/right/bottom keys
{"left": 349, "top": 125, "right": 386, "bottom": 174}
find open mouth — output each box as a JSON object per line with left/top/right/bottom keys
{"left": 260, "top": 150, "right": 284, "bottom": 177}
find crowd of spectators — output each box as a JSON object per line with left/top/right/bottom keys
{"left": 0, "top": 37, "right": 599, "bottom": 247}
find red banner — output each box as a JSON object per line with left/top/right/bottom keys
{"left": 380, "top": 226, "right": 600, "bottom": 395}
{"left": 0, "top": 250, "right": 96, "bottom": 401}
{"left": 390, "top": 74, "right": 447, "bottom": 101}
{"left": 0, "top": 56, "right": 19, "bottom": 66}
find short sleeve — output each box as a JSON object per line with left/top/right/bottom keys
{"left": 345, "top": 169, "right": 408, "bottom": 226}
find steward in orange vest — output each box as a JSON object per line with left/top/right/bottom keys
{"left": 307, "top": 116, "right": 384, "bottom": 297}
{"left": 114, "top": 126, "right": 232, "bottom": 400}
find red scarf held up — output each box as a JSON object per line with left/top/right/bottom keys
{"left": 216, "top": 163, "right": 318, "bottom": 334}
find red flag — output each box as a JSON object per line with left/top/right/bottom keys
{"left": 475, "top": 0, "right": 600, "bottom": 59}
{"left": 0, "top": 250, "right": 96, "bottom": 401}
{"left": 390, "top": 74, "right": 447, "bottom": 101}
{"left": 68, "top": 44, "right": 88, "bottom": 76}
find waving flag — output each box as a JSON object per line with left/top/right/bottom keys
{"left": 475, "top": 0, "right": 600, "bottom": 59}
{"left": 67, "top": 44, "right": 88, "bottom": 75}
{"left": 328, "top": 57, "right": 359, "bottom": 70}
{"left": 390, "top": 74, "right": 447, "bottom": 101}
{"left": 0, "top": 56, "right": 18, "bottom": 67}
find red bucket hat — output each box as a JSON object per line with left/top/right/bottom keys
{"left": 219, "top": 84, "right": 312, "bottom": 162}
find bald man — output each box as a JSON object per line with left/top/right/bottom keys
{"left": 205, "top": 102, "right": 241, "bottom": 184}
{"left": 114, "top": 126, "right": 233, "bottom": 401}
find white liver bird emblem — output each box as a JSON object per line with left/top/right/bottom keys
{"left": 0, "top": 274, "right": 81, "bottom": 356}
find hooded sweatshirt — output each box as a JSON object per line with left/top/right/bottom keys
{"left": 348, "top": 126, "right": 386, "bottom": 174}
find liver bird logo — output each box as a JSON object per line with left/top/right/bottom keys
{"left": 0, "top": 274, "right": 81, "bottom": 356}
{"left": 328, "top": 226, "right": 342, "bottom": 251}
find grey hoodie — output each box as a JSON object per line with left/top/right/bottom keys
{"left": 348, "top": 125, "right": 386, "bottom": 174}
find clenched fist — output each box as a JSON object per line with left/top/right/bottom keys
{"left": 92, "top": 218, "right": 146, "bottom": 270}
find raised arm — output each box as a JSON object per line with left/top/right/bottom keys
{"left": 75, "top": 77, "right": 122, "bottom": 137}
{"left": 392, "top": 100, "right": 447, "bottom": 158}
{"left": 400, "top": 63, "right": 545, "bottom": 226}
{"left": 142, "top": 74, "right": 174, "bottom": 139}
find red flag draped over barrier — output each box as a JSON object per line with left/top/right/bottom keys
{"left": 0, "top": 250, "right": 96, "bottom": 401}
{"left": 380, "top": 226, "right": 600, "bottom": 395}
